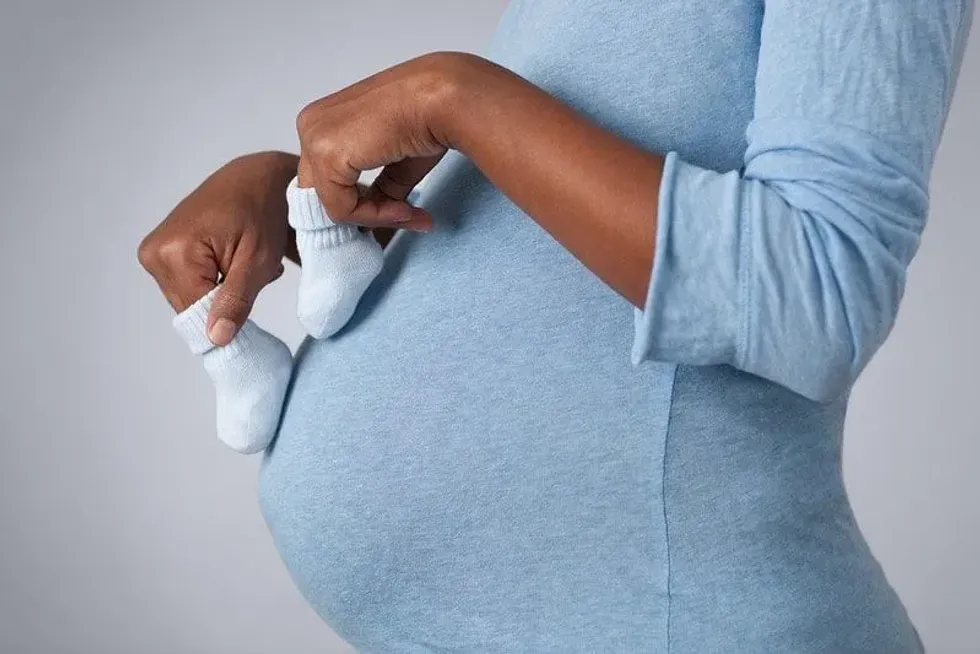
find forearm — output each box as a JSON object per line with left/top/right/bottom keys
{"left": 437, "top": 54, "right": 665, "bottom": 308}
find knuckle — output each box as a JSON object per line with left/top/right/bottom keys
{"left": 136, "top": 236, "right": 159, "bottom": 270}
{"left": 296, "top": 101, "right": 320, "bottom": 135}
{"left": 221, "top": 291, "right": 250, "bottom": 310}
{"left": 215, "top": 290, "right": 253, "bottom": 322}
{"left": 267, "top": 262, "right": 286, "bottom": 283}
{"left": 137, "top": 232, "right": 196, "bottom": 275}
{"left": 252, "top": 251, "right": 279, "bottom": 276}
{"left": 311, "top": 132, "right": 342, "bottom": 160}
{"left": 156, "top": 237, "right": 197, "bottom": 268}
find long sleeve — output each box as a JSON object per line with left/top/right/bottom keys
{"left": 631, "top": 0, "right": 974, "bottom": 402}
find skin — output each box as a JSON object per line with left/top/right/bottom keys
{"left": 138, "top": 51, "right": 665, "bottom": 346}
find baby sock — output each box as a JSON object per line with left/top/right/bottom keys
{"left": 172, "top": 287, "right": 293, "bottom": 454}
{"left": 286, "top": 176, "right": 386, "bottom": 339}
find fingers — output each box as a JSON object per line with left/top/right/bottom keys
{"left": 296, "top": 155, "right": 438, "bottom": 232}
{"left": 206, "top": 253, "right": 273, "bottom": 347}
{"left": 137, "top": 232, "right": 218, "bottom": 313}
{"left": 369, "top": 155, "right": 444, "bottom": 231}
{"left": 138, "top": 227, "right": 281, "bottom": 347}
{"left": 296, "top": 155, "right": 316, "bottom": 189}
{"left": 352, "top": 185, "right": 434, "bottom": 232}
{"left": 295, "top": 63, "right": 447, "bottom": 232}
{"left": 372, "top": 154, "right": 443, "bottom": 201}
{"left": 298, "top": 152, "right": 434, "bottom": 232}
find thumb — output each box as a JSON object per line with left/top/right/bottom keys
{"left": 372, "top": 154, "right": 443, "bottom": 201}
{"left": 206, "top": 259, "right": 264, "bottom": 347}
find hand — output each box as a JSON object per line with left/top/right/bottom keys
{"left": 295, "top": 51, "right": 475, "bottom": 231}
{"left": 138, "top": 151, "right": 299, "bottom": 346}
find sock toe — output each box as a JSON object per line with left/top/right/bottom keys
{"left": 296, "top": 235, "right": 384, "bottom": 339}
{"left": 205, "top": 322, "right": 294, "bottom": 454}
{"left": 297, "top": 282, "right": 357, "bottom": 339}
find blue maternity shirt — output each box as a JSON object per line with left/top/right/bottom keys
{"left": 259, "top": 0, "right": 974, "bottom": 651}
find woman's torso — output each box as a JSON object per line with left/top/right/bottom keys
{"left": 259, "top": 1, "right": 923, "bottom": 650}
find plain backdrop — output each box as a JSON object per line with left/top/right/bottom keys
{"left": 0, "top": 1, "right": 976, "bottom": 652}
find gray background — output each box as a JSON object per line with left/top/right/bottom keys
{"left": 0, "top": 0, "right": 976, "bottom": 652}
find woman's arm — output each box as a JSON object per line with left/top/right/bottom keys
{"left": 435, "top": 1, "right": 971, "bottom": 402}
{"left": 437, "top": 54, "right": 663, "bottom": 309}
{"left": 295, "top": 0, "right": 970, "bottom": 401}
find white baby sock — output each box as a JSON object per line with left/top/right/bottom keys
{"left": 172, "top": 287, "right": 293, "bottom": 454}
{"left": 286, "top": 177, "right": 386, "bottom": 339}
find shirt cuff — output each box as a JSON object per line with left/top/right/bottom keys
{"left": 631, "top": 152, "right": 746, "bottom": 368}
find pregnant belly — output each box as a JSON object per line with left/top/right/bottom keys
{"left": 255, "top": 156, "right": 921, "bottom": 651}
{"left": 256, "top": 155, "right": 673, "bottom": 647}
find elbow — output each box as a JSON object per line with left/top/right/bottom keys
{"left": 739, "top": 119, "right": 930, "bottom": 402}
{"left": 762, "top": 296, "right": 898, "bottom": 405}
{"left": 744, "top": 206, "right": 911, "bottom": 404}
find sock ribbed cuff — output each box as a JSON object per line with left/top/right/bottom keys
{"left": 173, "top": 292, "right": 273, "bottom": 360}
{"left": 287, "top": 176, "right": 340, "bottom": 230}
{"left": 172, "top": 287, "right": 220, "bottom": 355}
{"left": 296, "top": 225, "right": 377, "bottom": 251}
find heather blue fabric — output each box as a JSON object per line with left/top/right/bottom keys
{"left": 258, "top": 0, "right": 973, "bottom": 651}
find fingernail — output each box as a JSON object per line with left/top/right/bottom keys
{"left": 209, "top": 318, "right": 236, "bottom": 345}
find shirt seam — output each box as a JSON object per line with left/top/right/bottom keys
{"left": 660, "top": 364, "right": 678, "bottom": 653}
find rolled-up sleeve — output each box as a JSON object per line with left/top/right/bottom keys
{"left": 632, "top": 0, "right": 973, "bottom": 402}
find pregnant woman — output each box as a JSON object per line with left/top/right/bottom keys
{"left": 138, "top": 0, "right": 973, "bottom": 651}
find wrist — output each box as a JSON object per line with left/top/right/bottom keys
{"left": 230, "top": 151, "right": 299, "bottom": 186}
{"left": 424, "top": 52, "right": 496, "bottom": 153}
{"left": 219, "top": 151, "right": 298, "bottom": 214}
